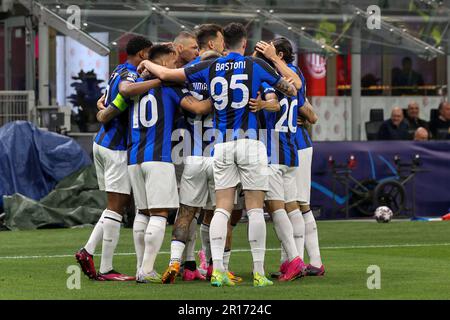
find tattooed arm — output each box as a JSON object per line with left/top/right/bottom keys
{"left": 274, "top": 77, "right": 297, "bottom": 97}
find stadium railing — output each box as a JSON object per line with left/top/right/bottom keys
{"left": 0, "top": 91, "right": 36, "bottom": 127}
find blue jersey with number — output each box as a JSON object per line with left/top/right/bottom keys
{"left": 184, "top": 52, "right": 281, "bottom": 141}
{"left": 181, "top": 57, "right": 214, "bottom": 157}
{"left": 258, "top": 83, "right": 299, "bottom": 167}
{"left": 127, "top": 85, "right": 190, "bottom": 165}
{"left": 290, "top": 63, "right": 312, "bottom": 149}
{"left": 94, "top": 62, "right": 137, "bottom": 151}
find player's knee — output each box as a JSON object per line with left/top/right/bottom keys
{"left": 299, "top": 203, "right": 310, "bottom": 213}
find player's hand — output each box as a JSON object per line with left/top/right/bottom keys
{"left": 249, "top": 91, "right": 265, "bottom": 112}
{"left": 255, "top": 41, "right": 278, "bottom": 61}
{"left": 137, "top": 60, "right": 151, "bottom": 75}
{"left": 97, "top": 94, "right": 106, "bottom": 111}
{"left": 283, "top": 76, "right": 295, "bottom": 86}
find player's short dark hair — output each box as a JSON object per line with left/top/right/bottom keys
{"left": 126, "top": 36, "right": 153, "bottom": 56}
{"left": 196, "top": 24, "right": 223, "bottom": 50}
{"left": 148, "top": 44, "right": 176, "bottom": 61}
{"left": 253, "top": 51, "right": 275, "bottom": 68}
{"left": 223, "top": 23, "right": 247, "bottom": 50}
{"left": 272, "top": 37, "right": 295, "bottom": 64}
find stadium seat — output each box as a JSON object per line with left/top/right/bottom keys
{"left": 370, "top": 109, "right": 384, "bottom": 122}
{"left": 430, "top": 108, "right": 439, "bottom": 121}
{"left": 365, "top": 121, "right": 383, "bottom": 140}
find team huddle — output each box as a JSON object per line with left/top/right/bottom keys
{"left": 75, "top": 22, "right": 324, "bottom": 287}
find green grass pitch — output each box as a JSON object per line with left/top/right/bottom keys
{"left": 0, "top": 220, "right": 449, "bottom": 300}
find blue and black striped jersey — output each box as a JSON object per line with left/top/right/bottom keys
{"left": 289, "top": 63, "right": 312, "bottom": 149}
{"left": 182, "top": 56, "right": 214, "bottom": 157}
{"left": 184, "top": 52, "right": 281, "bottom": 142}
{"left": 127, "top": 85, "right": 190, "bottom": 165}
{"left": 94, "top": 62, "right": 137, "bottom": 151}
{"left": 258, "top": 83, "right": 299, "bottom": 167}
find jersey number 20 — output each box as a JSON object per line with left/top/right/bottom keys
{"left": 275, "top": 98, "right": 298, "bottom": 133}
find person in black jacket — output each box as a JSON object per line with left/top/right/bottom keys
{"left": 429, "top": 102, "right": 450, "bottom": 139}
{"left": 405, "top": 101, "right": 429, "bottom": 131}
{"left": 377, "top": 107, "right": 410, "bottom": 140}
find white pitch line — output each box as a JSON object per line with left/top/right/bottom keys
{"left": 1, "top": 242, "right": 450, "bottom": 260}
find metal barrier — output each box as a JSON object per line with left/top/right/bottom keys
{"left": 0, "top": 91, "right": 36, "bottom": 127}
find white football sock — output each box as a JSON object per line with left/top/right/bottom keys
{"left": 247, "top": 208, "right": 266, "bottom": 275}
{"left": 223, "top": 250, "right": 231, "bottom": 271}
{"left": 99, "top": 210, "right": 122, "bottom": 274}
{"left": 169, "top": 240, "right": 186, "bottom": 265}
{"left": 141, "top": 216, "right": 167, "bottom": 274}
{"left": 84, "top": 209, "right": 106, "bottom": 255}
{"left": 288, "top": 209, "right": 305, "bottom": 260}
{"left": 210, "top": 208, "right": 230, "bottom": 272}
{"left": 272, "top": 209, "right": 298, "bottom": 261}
{"left": 303, "top": 210, "right": 323, "bottom": 267}
{"left": 184, "top": 215, "right": 198, "bottom": 262}
{"left": 133, "top": 212, "right": 149, "bottom": 272}
{"left": 280, "top": 245, "right": 288, "bottom": 264}
{"left": 200, "top": 223, "right": 211, "bottom": 263}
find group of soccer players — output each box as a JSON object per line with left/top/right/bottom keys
{"left": 75, "top": 22, "right": 324, "bottom": 287}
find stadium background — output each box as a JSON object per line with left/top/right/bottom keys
{"left": 1, "top": 0, "right": 450, "bottom": 229}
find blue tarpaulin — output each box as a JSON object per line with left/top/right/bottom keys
{"left": 0, "top": 121, "right": 91, "bottom": 211}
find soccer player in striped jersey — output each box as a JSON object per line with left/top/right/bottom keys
{"left": 125, "top": 44, "right": 213, "bottom": 283}
{"left": 75, "top": 36, "right": 153, "bottom": 281}
{"left": 163, "top": 26, "right": 224, "bottom": 284}
{"left": 263, "top": 37, "right": 324, "bottom": 277}
{"left": 138, "top": 22, "right": 297, "bottom": 287}
{"left": 251, "top": 48, "right": 307, "bottom": 282}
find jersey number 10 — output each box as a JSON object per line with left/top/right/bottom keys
{"left": 132, "top": 94, "right": 158, "bottom": 128}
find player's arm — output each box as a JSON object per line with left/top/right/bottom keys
{"left": 96, "top": 93, "right": 127, "bottom": 124}
{"left": 274, "top": 77, "right": 297, "bottom": 97}
{"left": 256, "top": 41, "right": 302, "bottom": 90}
{"left": 299, "top": 98, "right": 318, "bottom": 124}
{"left": 137, "top": 60, "right": 186, "bottom": 83}
{"left": 119, "top": 79, "right": 162, "bottom": 97}
{"left": 249, "top": 92, "right": 280, "bottom": 113}
{"left": 180, "top": 96, "right": 213, "bottom": 115}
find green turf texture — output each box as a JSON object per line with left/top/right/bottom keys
{"left": 0, "top": 220, "right": 449, "bottom": 300}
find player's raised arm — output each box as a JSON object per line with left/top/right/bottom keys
{"left": 274, "top": 77, "right": 297, "bottom": 97}
{"left": 119, "top": 78, "right": 162, "bottom": 97}
{"left": 256, "top": 41, "right": 302, "bottom": 90}
{"left": 96, "top": 93, "right": 127, "bottom": 124}
{"left": 180, "top": 95, "right": 213, "bottom": 115}
{"left": 138, "top": 60, "right": 186, "bottom": 83}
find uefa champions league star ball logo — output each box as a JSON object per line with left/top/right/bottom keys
{"left": 305, "top": 54, "right": 326, "bottom": 79}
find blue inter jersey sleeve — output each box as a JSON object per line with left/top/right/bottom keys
{"left": 251, "top": 57, "right": 281, "bottom": 87}
{"left": 184, "top": 60, "right": 214, "bottom": 86}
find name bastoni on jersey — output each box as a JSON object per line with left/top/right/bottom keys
{"left": 215, "top": 60, "right": 246, "bottom": 71}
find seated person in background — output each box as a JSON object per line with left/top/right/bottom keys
{"left": 406, "top": 101, "right": 428, "bottom": 131}
{"left": 429, "top": 102, "right": 450, "bottom": 140}
{"left": 377, "top": 107, "right": 410, "bottom": 140}
{"left": 414, "top": 127, "right": 429, "bottom": 141}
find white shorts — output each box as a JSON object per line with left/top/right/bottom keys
{"left": 296, "top": 147, "right": 313, "bottom": 204}
{"left": 179, "top": 156, "right": 215, "bottom": 209}
{"left": 213, "top": 139, "right": 269, "bottom": 191}
{"left": 93, "top": 143, "right": 131, "bottom": 195}
{"left": 128, "top": 162, "right": 179, "bottom": 210}
{"left": 266, "top": 164, "right": 298, "bottom": 202}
